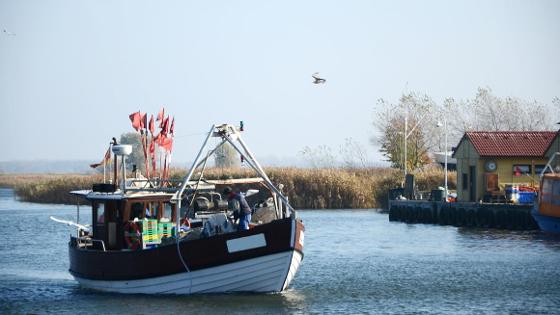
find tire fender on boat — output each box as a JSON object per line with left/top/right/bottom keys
{"left": 124, "top": 221, "right": 141, "bottom": 250}
{"left": 181, "top": 218, "right": 191, "bottom": 228}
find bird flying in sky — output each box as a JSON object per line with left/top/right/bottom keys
{"left": 312, "top": 72, "right": 326, "bottom": 84}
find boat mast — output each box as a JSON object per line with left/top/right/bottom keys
{"left": 171, "top": 125, "right": 216, "bottom": 228}
{"left": 218, "top": 124, "right": 295, "bottom": 218}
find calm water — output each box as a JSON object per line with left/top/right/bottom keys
{"left": 1, "top": 188, "right": 560, "bottom": 314}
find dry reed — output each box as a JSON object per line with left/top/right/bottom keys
{"left": 1, "top": 167, "right": 456, "bottom": 209}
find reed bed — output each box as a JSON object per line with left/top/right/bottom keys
{"left": 1, "top": 167, "right": 456, "bottom": 209}
{"left": 0, "top": 174, "right": 101, "bottom": 204}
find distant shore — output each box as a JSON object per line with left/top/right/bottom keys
{"left": 0, "top": 167, "right": 456, "bottom": 209}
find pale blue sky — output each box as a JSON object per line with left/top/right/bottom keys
{"left": 1, "top": 0, "right": 559, "bottom": 166}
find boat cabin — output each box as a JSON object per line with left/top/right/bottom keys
{"left": 88, "top": 193, "right": 177, "bottom": 250}
{"left": 71, "top": 176, "right": 278, "bottom": 252}
{"left": 537, "top": 173, "right": 560, "bottom": 218}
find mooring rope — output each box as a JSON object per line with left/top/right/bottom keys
{"left": 175, "top": 150, "right": 212, "bottom": 293}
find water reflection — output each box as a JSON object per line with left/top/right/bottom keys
{"left": 457, "top": 227, "right": 560, "bottom": 250}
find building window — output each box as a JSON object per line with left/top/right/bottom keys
{"left": 534, "top": 165, "right": 551, "bottom": 175}
{"left": 512, "top": 165, "right": 531, "bottom": 177}
{"left": 462, "top": 173, "right": 468, "bottom": 190}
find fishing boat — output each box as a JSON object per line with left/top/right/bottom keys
{"left": 56, "top": 121, "right": 304, "bottom": 294}
{"left": 532, "top": 152, "right": 560, "bottom": 234}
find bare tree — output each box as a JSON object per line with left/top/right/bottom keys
{"left": 214, "top": 143, "right": 240, "bottom": 168}
{"left": 299, "top": 145, "right": 337, "bottom": 168}
{"left": 120, "top": 132, "right": 145, "bottom": 171}
{"left": 339, "top": 137, "right": 369, "bottom": 168}
{"left": 443, "top": 87, "right": 558, "bottom": 146}
{"left": 372, "top": 92, "right": 436, "bottom": 170}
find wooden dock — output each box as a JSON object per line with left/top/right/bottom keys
{"left": 388, "top": 200, "right": 538, "bottom": 230}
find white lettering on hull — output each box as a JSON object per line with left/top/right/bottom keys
{"left": 226, "top": 234, "right": 266, "bottom": 253}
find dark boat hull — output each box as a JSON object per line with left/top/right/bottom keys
{"left": 69, "top": 218, "right": 304, "bottom": 294}
{"left": 531, "top": 208, "right": 560, "bottom": 234}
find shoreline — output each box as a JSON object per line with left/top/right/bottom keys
{"left": 0, "top": 167, "right": 456, "bottom": 209}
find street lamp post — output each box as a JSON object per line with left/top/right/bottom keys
{"left": 403, "top": 110, "right": 428, "bottom": 178}
{"left": 437, "top": 118, "right": 448, "bottom": 201}
{"left": 404, "top": 115, "right": 408, "bottom": 177}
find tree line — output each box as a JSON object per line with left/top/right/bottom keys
{"left": 372, "top": 87, "right": 560, "bottom": 171}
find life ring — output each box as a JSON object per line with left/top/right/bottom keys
{"left": 180, "top": 218, "right": 191, "bottom": 228}
{"left": 124, "top": 221, "right": 141, "bottom": 250}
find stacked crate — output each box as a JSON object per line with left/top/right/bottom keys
{"left": 142, "top": 219, "right": 161, "bottom": 248}
{"left": 158, "top": 222, "right": 175, "bottom": 239}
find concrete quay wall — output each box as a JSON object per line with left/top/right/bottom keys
{"left": 389, "top": 200, "right": 538, "bottom": 230}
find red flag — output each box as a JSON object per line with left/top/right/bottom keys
{"left": 169, "top": 117, "right": 175, "bottom": 136}
{"left": 161, "top": 116, "right": 169, "bottom": 136}
{"left": 154, "top": 132, "right": 163, "bottom": 146}
{"left": 149, "top": 115, "right": 155, "bottom": 134}
{"left": 149, "top": 138, "right": 155, "bottom": 155}
{"left": 154, "top": 132, "right": 172, "bottom": 152}
{"left": 89, "top": 147, "right": 111, "bottom": 168}
{"left": 140, "top": 112, "right": 147, "bottom": 130}
{"left": 140, "top": 133, "right": 149, "bottom": 177}
{"left": 129, "top": 111, "right": 141, "bottom": 131}
{"left": 157, "top": 107, "right": 165, "bottom": 126}
{"left": 161, "top": 137, "right": 173, "bottom": 152}
{"left": 149, "top": 139, "right": 156, "bottom": 175}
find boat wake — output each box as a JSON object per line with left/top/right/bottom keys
{"left": 1, "top": 269, "right": 73, "bottom": 281}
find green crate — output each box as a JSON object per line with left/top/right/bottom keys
{"left": 158, "top": 222, "right": 175, "bottom": 238}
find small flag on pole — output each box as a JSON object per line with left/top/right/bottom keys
{"left": 129, "top": 111, "right": 142, "bottom": 131}
{"left": 149, "top": 115, "right": 155, "bottom": 134}
{"left": 90, "top": 147, "right": 111, "bottom": 168}
{"left": 157, "top": 107, "right": 165, "bottom": 127}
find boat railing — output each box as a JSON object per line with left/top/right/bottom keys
{"left": 77, "top": 236, "right": 106, "bottom": 252}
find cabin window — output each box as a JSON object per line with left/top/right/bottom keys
{"left": 146, "top": 202, "right": 160, "bottom": 219}
{"left": 162, "top": 203, "right": 173, "bottom": 221}
{"left": 462, "top": 173, "right": 468, "bottom": 190}
{"left": 130, "top": 202, "right": 144, "bottom": 220}
{"left": 96, "top": 203, "right": 105, "bottom": 224}
{"left": 535, "top": 165, "right": 551, "bottom": 175}
{"left": 512, "top": 165, "right": 531, "bottom": 177}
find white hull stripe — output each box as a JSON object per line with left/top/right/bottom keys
{"left": 73, "top": 251, "right": 300, "bottom": 294}
{"left": 282, "top": 251, "right": 303, "bottom": 290}
{"left": 226, "top": 233, "right": 266, "bottom": 253}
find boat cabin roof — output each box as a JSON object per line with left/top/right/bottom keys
{"left": 70, "top": 177, "right": 265, "bottom": 201}
{"left": 69, "top": 190, "right": 175, "bottom": 201}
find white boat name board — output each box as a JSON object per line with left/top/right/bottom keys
{"left": 227, "top": 234, "right": 267, "bottom": 253}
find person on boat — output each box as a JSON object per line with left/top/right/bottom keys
{"left": 224, "top": 186, "right": 252, "bottom": 231}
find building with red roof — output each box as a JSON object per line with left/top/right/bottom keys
{"left": 452, "top": 131, "right": 560, "bottom": 202}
